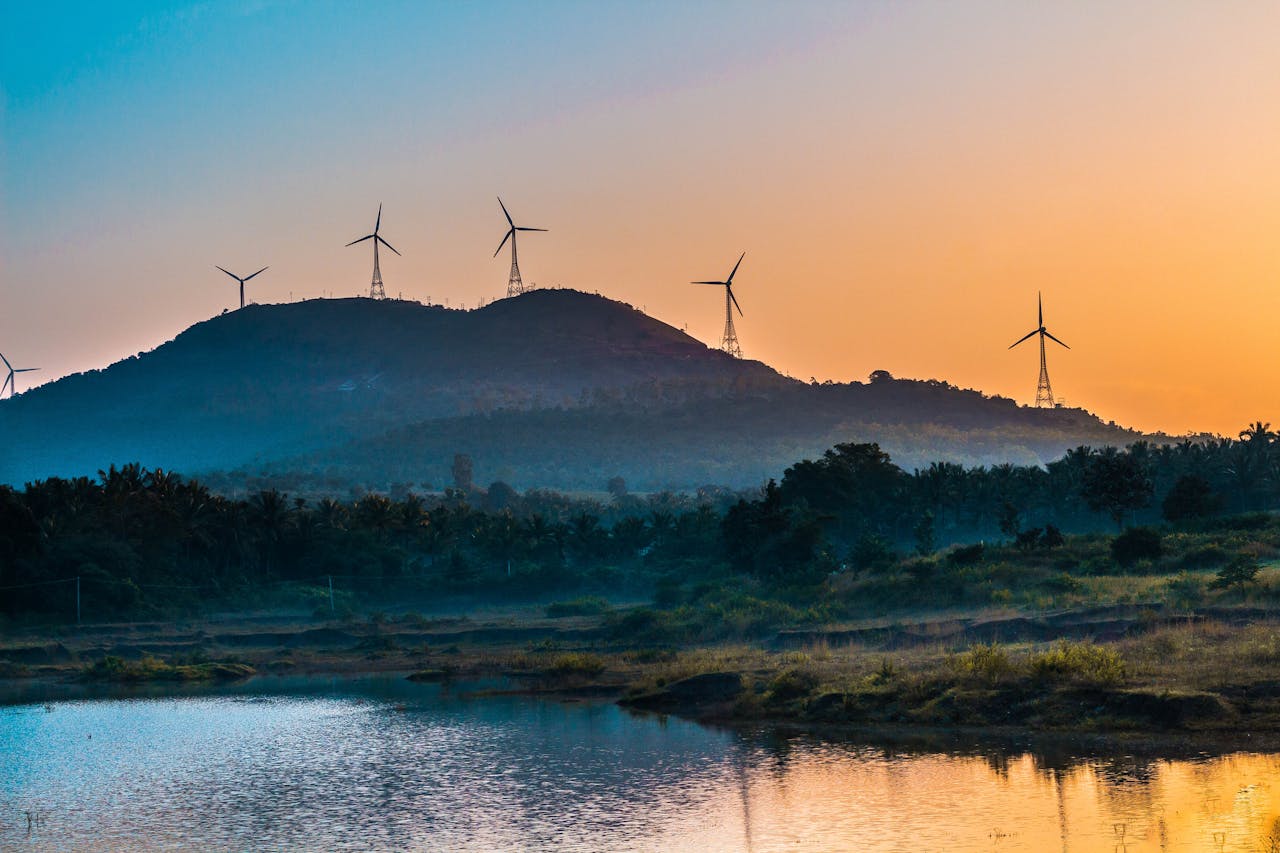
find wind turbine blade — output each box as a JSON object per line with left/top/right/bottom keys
{"left": 729, "top": 287, "right": 743, "bottom": 316}
{"left": 494, "top": 229, "right": 513, "bottom": 257}
{"left": 726, "top": 252, "right": 745, "bottom": 283}
{"left": 1008, "top": 329, "right": 1039, "bottom": 349}
{"left": 691, "top": 280, "right": 727, "bottom": 285}
{"left": 15, "top": 368, "right": 39, "bottom": 373}
{"left": 0, "top": 352, "right": 11, "bottom": 371}
{"left": 243, "top": 266, "right": 269, "bottom": 281}
{"left": 517, "top": 227, "right": 548, "bottom": 232}
{"left": 1, "top": 375, "right": 11, "bottom": 398}
{"left": 1038, "top": 291, "right": 1043, "bottom": 327}
{"left": 346, "top": 234, "right": 375, "bottom": 247}
{"left": 375, "top": 203, "right": 382, "bottom": 234}
{"left": 1044, "top": 330, "right": 1070, "bottom": 349}
{"left": 215, "top": 266, "right": 241, "bottom": 282}
{"left": 377, "top": 236, "right": 401, "bottom": 256}
{"left": 498, "top": 197, "right": 514, "bottom": 228}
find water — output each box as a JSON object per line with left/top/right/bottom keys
{"left": 3, "top": 676, "right": 1280, "bottom": 851}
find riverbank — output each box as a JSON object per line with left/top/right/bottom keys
{"left": 5, "top": 602, "right": 1280, "bottom": 748}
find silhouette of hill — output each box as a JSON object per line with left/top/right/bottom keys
{"left": 0, "top": 289, "right": 1140, "bottom": 489}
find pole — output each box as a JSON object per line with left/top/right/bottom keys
{"left": 76, "top": 576, "right": 81, "bottom": 626}
{"left": 328, "top": 575, "right": 335, "bottom": 615}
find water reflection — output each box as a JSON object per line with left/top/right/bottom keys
{"left": 2, "top": 676, "right": 1280, "bottom": 851}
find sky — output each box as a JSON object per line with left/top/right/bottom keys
{"left": 2, "top": 1, "right": 1277, "bottom": 436}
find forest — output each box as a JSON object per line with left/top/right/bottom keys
{"left": 2, "top": 421, "right": 1278, "bottom": 624}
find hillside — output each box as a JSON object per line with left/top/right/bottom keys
{"left": 0, "top": 291, "right": 785, "bottom": 484}
{"left": 0, "top": 290, "right": 1140, "bottom": 490}
{"left": 248, "top": 376, "right": 1140, "bottom": 492}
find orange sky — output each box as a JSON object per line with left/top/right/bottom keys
{"left": 4, "top": 3, "right": 1278, "bottom": 436}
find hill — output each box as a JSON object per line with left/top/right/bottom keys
{"left": 247, "top": 375, "right": 1139, "bottom": 493}
{"left": 0, "top": 289, "right": 1140, "bottom": 490}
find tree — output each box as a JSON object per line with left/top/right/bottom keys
{"left": 779, "top": 443, "right": 906, "bottom": 542}
{"left": 484, "top": 481, "right": 519, "bottom": 513}
{"left": 912, "top": 511, "right": 935, "bottom": 556}
{"left": 998, "top": 500, "right": 1020, "bottom": 540}
{"left": 606, "top": 476, "right": 628, "bottom": 500}
{"left": 451, "top": 454, "right": 474, "bottom": 493}
{"left": 1081, "top": 448, "right": 1153, "bottom": 530}
{"left": 1162, "top": 475, "right": 1220, "bottom": 523}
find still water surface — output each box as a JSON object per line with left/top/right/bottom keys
{"left": 3, "top": 676, "right": 1280, "bottom": 852}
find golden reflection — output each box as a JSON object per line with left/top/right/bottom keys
{"left": 701, "top": 745, "right": 1280, "bottom": 853}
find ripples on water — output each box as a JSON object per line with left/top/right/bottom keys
{"left": 3, "top": 676, "right": 1280, "bottom": 851}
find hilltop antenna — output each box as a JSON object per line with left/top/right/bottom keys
{"left": 0, "top": 352, "right": 39, "bottom": 399}
{"left": 1008, "top": 291, "right": 1070, "bottom": 407}
{"left": 692, "top": 252, "right": 746, "bottom": 358}
{"left": 346, "top": 203, "right": 400, "bottom": 299}
{"left": 215, "top": 265, "right": 268, "bottom": 310}
{"left": 494, "top": 197, "right": 547, "bottom": 298}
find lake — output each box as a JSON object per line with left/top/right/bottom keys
{"left": 2, "top": 675, "right": 1279, "bottom": 851}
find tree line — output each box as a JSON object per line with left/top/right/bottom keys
{"left": 2, "top": 421, "right": 1278, "bottom": 621}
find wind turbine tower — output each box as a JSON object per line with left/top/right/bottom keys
{"left": 494, "top": 197, "right": 547, "bottom": 298}
{"left": 346, "top": 204, "right": 400, "bottom": 299}
{"left": 215, "top": 265, "right": 268, "bottom": 310}
{"left": 692, "top": 252, "right": 746, "bottom": 358}
{"left": 0, "top": 352, "right": 39, "bottom": 399}
{"left": 1008, "top": 292, "right": 1070, "bottom": 407}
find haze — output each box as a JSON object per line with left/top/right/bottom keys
{"left": 3, "top": 1, "right": 1277, "bottom": 435}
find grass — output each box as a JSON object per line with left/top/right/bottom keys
{"left": 81, "top": 655, "right": 255, "bottom": 683}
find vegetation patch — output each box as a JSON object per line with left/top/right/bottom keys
{"left": 81, "top": 655, "right": 254, "bottom": 683}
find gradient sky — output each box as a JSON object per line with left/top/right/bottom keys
{"left": 2, "top": 1, "right": 1277, "bottom": 435}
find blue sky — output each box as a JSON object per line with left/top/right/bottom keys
{"left": 3, "top": 2, "right": 1279, "bottom": 433}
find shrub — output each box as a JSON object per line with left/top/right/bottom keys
{"left": 1163, "top": 572, "right": 1207, "bottom": 609}
{"left": 1179, "top": 544, "right": 1229, "bottom": 570}
{"left": 849, "top": 534, "right": 897, "bottom": 572}
{"left": 548, "top": 652, "right": 607, "bottom": 677}
{"left": 545, "top": 596, "right": 611, "bottom": 617}
{"left": 952, "top": 642, "right": 1017, "bottom": 684}
{"left": 767, "top": 666, "right": 820, "bottom": 701}
{"left": 1111, "top": 527, "right": 1163, "bottom": 568}
{"left": 1029, "top": 641, "right": 1125, "bottom": 686}
{"left": 1040, "top": 573, "right": 1081, "bottom": 594}
{"left": 1208, "top": 557, "right": 1261, "bottom": 592}
{"left": 947, "top": 543, "right": 985, "bottom": 566}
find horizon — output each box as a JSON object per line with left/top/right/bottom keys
{"left": 4, "top": 2, "right": 1279, "bottom": 436}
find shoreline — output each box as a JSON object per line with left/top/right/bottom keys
{"left": 7, "top": 603, "right": 1280, "bottom": 756}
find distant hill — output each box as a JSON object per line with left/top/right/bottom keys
{"left": 0, "top": 289, "right": 1140, "bottom": 490}
{"left": 251, "top": 376, "right": 1140, "bottom": 493}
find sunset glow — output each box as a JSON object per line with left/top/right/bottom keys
{"left": 3, "top": 2, "right": 1278, "bottom": 435}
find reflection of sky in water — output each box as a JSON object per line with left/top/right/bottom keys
{"left": 3, "top": 677, "right": 1280, "bottom": 851}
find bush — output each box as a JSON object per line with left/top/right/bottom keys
{"left": 545, "top": 596, "right": 611, "bottom": 617}
{"left": 849, "top": 534, "right": 897, "bottom": 572}
{"left": 1111, "top": 528, "right": 1163, "bottom": 568}
{"left": 947, "top": 543, "right": 985, "bottom": 566}
{"left": 1029, "top": 641, "right": 1125, "bottom": 686}
{"left": 767, "top": 666, "right": 820, "bottom": 701}
{"left": 1208, "top": 557, "right": 1261, "bottom": 591}
{"left": 548, "top": 652, "right": 607, "bottom": 677}
{"left": 952, "top": 642, "right": 1016, "bottom": 684}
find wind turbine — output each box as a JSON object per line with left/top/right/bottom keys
{"left": 0, "top": 352, "right": 39, "bottom": 399}
{"left": 346, "top": 204, "right": 400, "bottom": 300}
{"left": 1008, "top": 291, "right": 1070, "bottom": 407}
{"left": 215, "top": 265, "right": 268, "bottom": 310}
{"left": 494, "top": 197, "right": 547, "bottom": 298}
{"left": 692, "top": 252, "right": 746, "bottom": 358}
